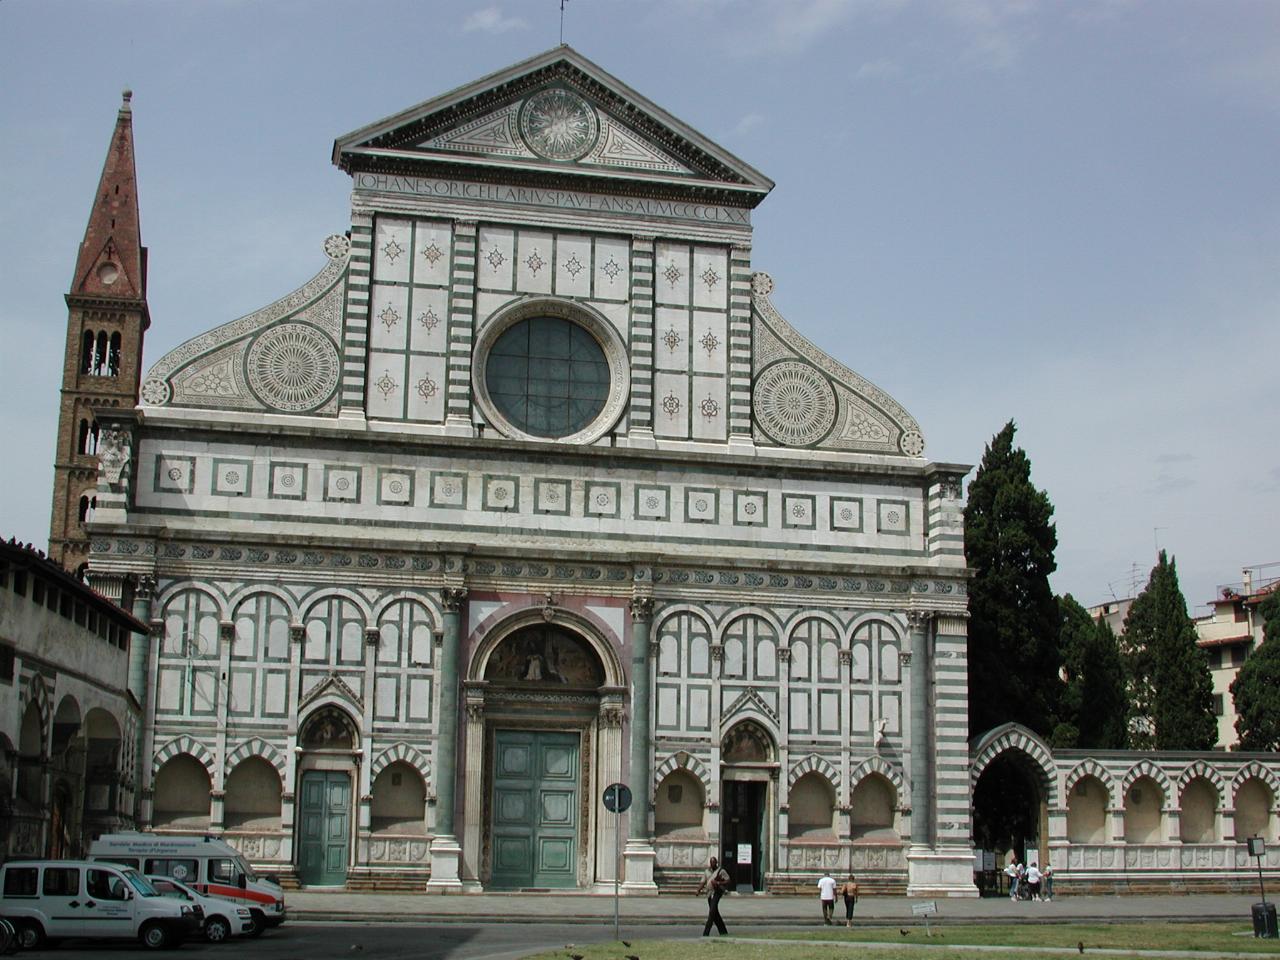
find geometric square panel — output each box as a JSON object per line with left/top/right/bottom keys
{"left": 830, "top": 497, "right": 863, "bottom": 532}
{"left": 324, "top": 465, "right": 361, "bottom": 503}
{"left": 430, "top": 472, "right": 467, "bottom": 510}
{"left": 212, "top": 458, "right": 252, "bottom": 497}
{"left": 534, "top": 478, "right": 570, "bottom": 515}
{"left": 378, "top": 469, "right": 414, "bottom": 506}
{"left": 876, "top": 499, "right": 910, "bottom": 535}
{"left": 782, "top": 493, "right": 817, "bottom": 530}
{"left": 155, "top": 455, "right": 196, "bottom": 494}
{"left": 483, "top": 475, "right": 520, "bottom": 512}
{"left": 585, "top": 482, "right": 620, "bottom": 518}
{"left": 635, "top": 486, "right": 669, "bottom": 521}
{"left": 270, "top": 461, "right": 308, "bottom": 500}
{"left": 734, "top": 490, "right": 767, "bottom": 526}
{"left": 684, "top": 487, "right": 719, "bottom": 524}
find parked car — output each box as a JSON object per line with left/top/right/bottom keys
{"left": 0, "top": 859, "right": 198, "bottom": 949}
{"left": 147, "top": 875, "right": 254, "bottom": 943}
{"left": 90, "top": 833, "right": 286, "bottom": 935}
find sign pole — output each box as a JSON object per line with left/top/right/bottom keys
{"left": 602, "top": 782, "right": 632, "bottom": 945}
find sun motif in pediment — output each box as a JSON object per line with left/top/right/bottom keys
{"left": 518, "top": 88, "right": 599, "bottom": 162}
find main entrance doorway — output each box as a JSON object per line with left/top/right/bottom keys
{"left": 297, "top": 771, "right": 351, "bottom": 885}
{"left": 490, "top": 730, "right": 580, "bottom": 889}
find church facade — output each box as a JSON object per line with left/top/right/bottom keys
{"left": 72, "top": 48, "right": 1277, "bottom": 895}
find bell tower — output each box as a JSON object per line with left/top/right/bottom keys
{"left": 49, "top": 90, "right": 150, "bottom": 571}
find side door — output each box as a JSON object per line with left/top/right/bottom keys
{"left": 297, "top": 771, "right": 351, "bottom": 885}
{"left": 81, "top": 866, "right": 136, "bottom": 937}
{"left": 38, "top": 866, "right": 81, "bottom": 937}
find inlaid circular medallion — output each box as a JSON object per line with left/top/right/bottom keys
{"left": 518, "top": 88, "right": 599, "bottom": 161}
{"left": 753, "top": 360, "right": 837, "bottom": 447}
{"left": 899, "top": 429, "right": 926, "bottom": 457}
{"left": 246, "top": 322, "right": 339, "bottom": 412}
{"left": 141, "top": 378, "right": 171, "bottom": 406}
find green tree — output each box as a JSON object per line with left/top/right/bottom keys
{"left": 1121, "top": 551, "right": 1216, "bottom": 750}
{"left": 1231, "top": 590, "right": 1280, "bottom": 750}
{"left": 1054, "top": 594, "right": 1129, "bottom": 749}
{"left": 965, "top": 420, "right": 1061, "bottom": 737}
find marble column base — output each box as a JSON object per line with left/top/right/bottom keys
{"left": 426, "top": 835, "right": 464, "bottom": 893}
{"left": 906, "top": 845, "right": 979, "bottom": 898}
{"left": 621, "top": 841, "right": 659, "bottom": 893}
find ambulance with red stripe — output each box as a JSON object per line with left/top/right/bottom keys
{"left": 89, "top": 833, "right": 285, "bottom": 936}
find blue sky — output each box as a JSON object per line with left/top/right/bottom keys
{"left": 2, "top": 0, "right": 1277, "bottom": 613}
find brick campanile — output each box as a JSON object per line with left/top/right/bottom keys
{"left": 49, "top": 90, "right": 150, "bottom": 571}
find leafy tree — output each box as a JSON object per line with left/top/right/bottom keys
{"left": 1231, "top": 589, "right": 1280, "bottom": 750}
{"left": 1054, "top": 594, "right": 1129, "bottom": 749}
{"left": 1121, "top": 551, "right": 1216, "bottom": 750}
{"left": 965, "top": 420, "right": 1061, "bottom": 738}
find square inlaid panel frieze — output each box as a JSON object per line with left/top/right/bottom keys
{"left": 782, "top": 493, "right": 817, "bottom": 530}
{"left": 378, "top": 469, "right": 414, "bottom": 506}
{"left": 635, "top": 485, "right": 670, "bottom": 521}
{"left": 412, "top": 219, "right": 453, "bottom": 284}
{"left": 585, "top": 482, "right": 620, "bottom": 518}
{"left": 212, "top": 458, "right": 252, "bottom": 497}
{"left": 323, "top": 465, "right": 361, "bottom": 503}
{"left": 535, "top": 478, "right": 570, "bottom": 515}
{"left": 374, "top": 218, "right": 413, "bottom": 285}
{"left": 154, "top": 455, "right": 196, "bottom": 494}
{"left": 830, "top": 497, "right": 863, "bottom": 532}
{"left": 483, "top": 475, "right": 520, "bottom": 512}
{"left": 269, "top": 461, "right": 308, "bottom": 500}
{"left": 734, "top": 490, "right": 768, "bottom": 526}
{"left": 430, "top": 472, "right": 467, "bottom": 510}
{"left": 877, "top": 499, "right": 910, "bottom": 535}
{"left": 684, "top": 487, "right": 719, "bottom": 524}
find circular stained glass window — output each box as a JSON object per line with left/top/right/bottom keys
{"left": 484, "top": 316, "right": 610, "bottom": 439}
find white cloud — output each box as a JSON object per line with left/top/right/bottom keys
{"left": 941, "top": 0, "right": 1038, "bottom": 71}
{"left": 733, "top": 112, "right": 765, "bottom": 135}
{"left": 720, "top": 0, "right": 904, "bottom": 57}
{"left": 462, "top": 6, "right": 528, "bottom": 35}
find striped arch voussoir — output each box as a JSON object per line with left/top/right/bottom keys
{"left": 789, "top": 753, "right": 842, "bottom": 800}
{"left": 224, "top": 738, "right": 286, "bottom": 779}
{"left": 1232, "top": 762, "right": 1280, "bottom": 801}
{"left": 971, "top": 725, "right": 1058, "bottom": 805}
{"left": 851, "top": 756, "right": 905, "bottom": 796}
{"left": 153, "top": 735, "right": 214, "bottom": 776}
{"left": 654, "top": 751, "right": 712, "bottom": 799}
{"left": 1177, "top": 760, "right": 1226, "bottom": 801}
{"left": 371, "top": 742, "right": 432, "bottom": 781}
{"left": 1120, "top": 759, "right": 1173, "bottom": 804}
{"left": 1064, "top": 759, "right": 1115, "bottom": 799}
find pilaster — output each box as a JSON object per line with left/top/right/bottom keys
{"left": 626, "top": 235, "right": 656, "bottom": 447}
{"left": 623, "top": 593, "right": 658, "bottom": 892}
{"left": 445, "top": 220, "right": 477, "bottom": 435}
{"left": 428, "top": 585, "right": 467, "bottom": 891}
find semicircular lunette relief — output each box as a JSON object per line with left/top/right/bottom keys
{"left": 246, "top": 322, "right": 340, "bottom": 413}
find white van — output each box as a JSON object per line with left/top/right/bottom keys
{"left": 90, "top": 833, "right": 286, "bottom": 935}
{"left": 0, "top": 859, "right": 198, "bottom": 949}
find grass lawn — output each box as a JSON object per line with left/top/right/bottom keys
{"left": 523, "top": 922, "right": 1280, "bottom": 960}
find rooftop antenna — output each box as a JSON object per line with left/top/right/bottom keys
{"left": 560, "top": 0, "right": 569, "bottom": 45}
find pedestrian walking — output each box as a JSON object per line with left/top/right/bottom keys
{"left": 696, "top": 856, "right": 730, "bottom": 936}
{"left": 840, "top": 873, "right": 859, "bottom": 928}
{"left": 817, "top": 870, "right": 837, "bottom": 925}
{"left": 1042, "top": 863, "right": 1054, "bottom": 901}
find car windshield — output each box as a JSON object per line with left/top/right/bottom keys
{"left": 235, "top": 856, "right": 257, "bottom": 882}
{"left": 122, "top": 869, "right": 159, "bottom": 898}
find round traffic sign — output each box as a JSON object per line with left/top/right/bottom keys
{"left": 603, "top": 782, "right": 632, "bottom": 813}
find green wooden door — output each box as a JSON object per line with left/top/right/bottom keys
{"left": 490, "top": 730, "right": 579, "bottom": 888}
{"left": 297, "top": 770, "right": 351, "bottom": 885}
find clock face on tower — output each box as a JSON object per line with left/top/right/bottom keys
{"left": 518, "top": 88, "right": 599, "bottom": 161}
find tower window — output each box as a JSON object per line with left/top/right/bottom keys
{"left": 108, "top": 332, "right": 121, "bottom": 376}
{"left": 81, "top": 330, "right": 95, "bottom": 374}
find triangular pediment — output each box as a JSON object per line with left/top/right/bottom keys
{"left": 333, "top": 46, "right": 773, "bottom": 203}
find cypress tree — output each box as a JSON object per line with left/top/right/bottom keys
{"left": 965, "top": 421, "right": 1061, "bottom": 737}
{"left": 1122, "top": 551, "right": 1216, "bottom": 750}
{"left": 1056, "top": 594, "right": 1129, "bottom": 749}
{"left": 1230, "top": 590, "right": 1280, "bottom": 751}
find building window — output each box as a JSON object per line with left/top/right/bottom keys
{"left": 485, "top": 316, "right": 609, "bottom": 438}
{"left": 1232, "top": 646, "right": 1247, "bottom": 668}
{"left": 0, "top": 645, "right": 15, "bottom": 684}
{"left": 1206, "top": 647, "right": 1222, "bottom": 669}
{"left": 11, "top": 570, "right": 26, "bottom": 598}
{"left": 1212, "top": 693, "right": 1224, "bottom": 716}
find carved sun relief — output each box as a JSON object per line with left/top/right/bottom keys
{"left": 518, "top": 88, "right": 599, "bottom": 161}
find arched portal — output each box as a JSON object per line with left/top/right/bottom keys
{"left": 720, "top": 718, "right": 777, "bottom": 892}
{"left": 295, "top": 705, "right": 358, "bottom": 886}
{"left": 972, "top": 750, "right": 1051, "bottom": 866}
{"left": 463, "top": 617, "right": 622, "bottom": 891}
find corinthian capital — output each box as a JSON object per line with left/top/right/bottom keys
{"left": 906, "top": 610, "right": 934, "bottom": 631}
{"left": 441, "top": 586, "right": 469, "bottom": 612}
{"left": 629, "top": 596, "right": 654, "bottom": 621}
